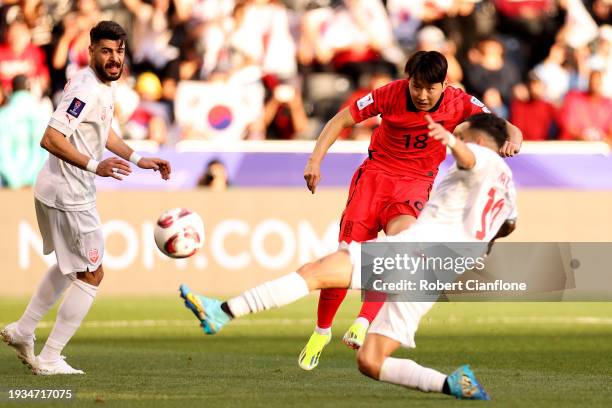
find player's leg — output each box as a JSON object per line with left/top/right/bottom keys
{"left": 315, "top": 166, "right": 376, "bottom": 334}
{"left": 1, "top": 264, "right": 72, "bottom": 368}
{"left": 1, "top": 200, "right": 72, "bottom": 367}
{"left": 179, "top": 249, "right": 356, "bottom": 335}
{"left": 343, "top": 213, "right": 419, "bottom": 350}
{"left": 33, "top": 206, "right": 104, "bottom": 375}
{"left": 311, "top": 221, "right": 375, "bottom": 362}
{"left": 34, "top": 266, "right": 103, "bottom": 375}
{"left": 311, "top": 166, "right": 379, "bottom": 362}
{"left": 360, "top": 302, "right": 490, "bottom": 400}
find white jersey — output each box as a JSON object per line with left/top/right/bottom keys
{"left": 393, "top": 143, "right": 518, "bottom": 243}
{"left": 35, "top": 67, "right": 115, "bottom": 211}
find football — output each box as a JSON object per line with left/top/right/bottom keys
{"left": 154, "top": 208, "right": 205, "bottom": 258}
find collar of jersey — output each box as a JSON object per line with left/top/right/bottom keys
{"left": 406, "top": 89, "right": 445, "bottom": 113}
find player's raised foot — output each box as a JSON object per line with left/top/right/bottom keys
{"left": 298, "top": 331, "right": 331, "bottom": 371}
{"left": 1, "top": 322, "right": 35, "bottom": 368}
{"left": 32, "top": 356, "right": 85, "bottom": 375}
{"left": 342, "top": 320, "right": 368, "bottom": 350}
{"left": 446, "top": 365, "right": 490, "bottom": 400}
{"left": 179, "top": 284, "right": 230, "bottom": 334}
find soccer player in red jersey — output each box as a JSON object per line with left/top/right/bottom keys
{"left": 299, "top": 51, "right": 522, "bottom": 370}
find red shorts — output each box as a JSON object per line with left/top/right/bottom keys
{"left": 338, "top": 162, "right": 433, "bottom": 243}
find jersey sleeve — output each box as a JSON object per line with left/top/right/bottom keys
{"left": 461, "top": 92, "right": 491, "bottom": 119}
{"left": 348, "top": 81, "right": 395, "bottom": 124}
{"left": 48, "top": 79, "right": 95, "bottom": 137}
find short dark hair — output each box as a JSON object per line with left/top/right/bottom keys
{"left": 465, "top": 113, "right": 508, "bottom": 148}
{"left": 90, "top": 21, "right": 127, "bottom": 45}
{"left": 404, "top": 51, "right": 448, "bottom": 84}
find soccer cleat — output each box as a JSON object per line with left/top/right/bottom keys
{"left": 32, "top": 356, "right": 85, "bottom": 375}
{"left": 1, "top": 322, "right": 36, "bottom": 368}
{"left": 298, "top": 331, "right": 331, "bottom": 371}
{"left": 447, "top": 365, "right": 490, "bottom": 400}
{"left": 179, "top": 284, "right": 230, "bottom": 334}
{"left": 342, "top": 321, "right": 368, "bottom": 350}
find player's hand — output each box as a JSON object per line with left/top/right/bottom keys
{"left": 304, "top": 159, "right": 321, "bottom": 194}
{"left": 499, "top": 140, "right": 521, "bottom": 157}
{"left": 137, "top": 157, "right": 171, "bottom": 180}
{"left": 425, "top": 114, "right": 453, "bottom": 145}
{"left": 96, "top": 157, "right": 131, "bottom": 180}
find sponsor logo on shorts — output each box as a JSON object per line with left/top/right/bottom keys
{"left": 88, "top": 248, "right": 99, "bottom": 264}
{"left": 67, "top": 98, "right": 86, "bottom": 118}
{"left": 357, "top": 93, "right": 374, "bottom": 110}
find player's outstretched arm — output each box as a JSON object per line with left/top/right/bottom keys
{"left": 106, "top": 128, "right": 171, "bottom": 180}
{"left": 426, "top": 115, "right": 475, "bottom": 169}
{"left": 40, "top": 126, "right": 131, "bottom": 180}
{"left": 304, "top": 107, "right": 355, "bottom": 193}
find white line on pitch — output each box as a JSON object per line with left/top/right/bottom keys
{"left": 1, "top": 316, "right": 611, "bottom": 329}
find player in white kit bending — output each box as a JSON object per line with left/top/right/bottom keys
{"left": 179, "top": 113, "right": 519, "bottom": 400}
{"left": 1, "top": 21, "right": 171, "bottom": 375}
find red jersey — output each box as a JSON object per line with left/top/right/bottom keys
{"left": 349, "top": 79, "right": 489, "bottom": 180}
{"left": 0, "top": 43, "right": 49, "bottom": 92}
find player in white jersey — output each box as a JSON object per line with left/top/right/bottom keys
{"left": 178, "top": 113, "right": 519, "bottom": 400}
{"left": 1, "top": 21, "right": 171, "bottom": 375}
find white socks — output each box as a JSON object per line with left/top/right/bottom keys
{"left": 16, "top": 264, "right": 72, "bottom": 339}
{"left": 38, "top": 279, "right": 98, "bottom": 362}
{"left": 379, "top": 357, "right": 446, "bottom": 393}
{"left": 227, "top": 272, "right": 309, "bottom": 318}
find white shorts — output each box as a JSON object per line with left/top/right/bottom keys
{"left": 342, "top": 225, "right": 451, "bottom": 349}
{"left": 367, "top": 301, "right": 434, "bottom": 349}
{"left": 35, "top": 199, "right": 104, "bottom": 275}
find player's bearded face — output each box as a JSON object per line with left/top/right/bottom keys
{"left": 409, "top": 79, "right": 445, "bottom": 111}
{"left": 90, "top": 39, "right": 125, "bottom": 83}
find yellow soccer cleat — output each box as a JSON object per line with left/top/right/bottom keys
{"left": 298, "top": 331, "right": 331, "bottom": 371}
{"left": 342, "top": 321, "right": 368, "bottom": 350}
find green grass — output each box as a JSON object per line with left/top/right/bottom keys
{"left": 1, "top": 296, "right": 611, "bottom": 407}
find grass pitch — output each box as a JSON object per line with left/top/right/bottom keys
{"left": 1, "top": 295, "right": 611, "bottom": 407}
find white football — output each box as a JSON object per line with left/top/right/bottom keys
{"left": 154, "top": 208, "right": 205, "bottom": 258}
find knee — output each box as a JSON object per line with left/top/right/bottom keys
{"left": 77, "top": 265, "right": 104, "bottom": 287}
{"left": 297, "top": 262, "right": 320, "bottom": 288}
{"left": 356, "top": 348, "right": 383, "bottom": 380}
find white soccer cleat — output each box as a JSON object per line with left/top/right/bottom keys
{"left": 1, "top": 322, "right": 36, "bottom": 368}
{"left": 32, "top": 356, "right": 85, "bottom": 375}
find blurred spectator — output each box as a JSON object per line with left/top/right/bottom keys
{"left": 0, "top": 75, "right": 48, "bottom": 189}
{"left": 0, "top": 19, "right": 49, "bottom": 95}
{"left": 464, "top": 36, "right": 520, "bottom": 106}
{"left": 52, "top": 0, "right": 101, "bottom": 80}
{"left": 494, "top": 0, "right": 562, "bottom": 68}
{"left": 510, "top": 73, "right": 558, "bottom": 140}
{"left": 589, "top": 25, "right": 612, "bottom": 98}
{"left": 197, "top": 159, "right": 229, "bottom": 190}
{"left": 123, "top": 0, "right": 179, "bottom": 75}
{"left": 416, "top": 25, "right": 463, "bottom": 85}
{"left": 589, "top": 0, "right": 611, "bottom": 26}
{"left": 532, "top": 42, "right": 572, "bottom": 105}
{"left": 263, "top": 79, "right": 308, "bottom": 139}
{"left": 337, "top": 69, "right": 392, "bottom": 140}
{"left": 299, "top": 0, "right": 397, "bottom": 85}
{"left": 386, "top": 0, "right": 452, "bottom": 49}
{"left": 125, "top": 72, "right": 171, "bottom": 144}
{"left": 558, "top": 70, "right": 612, "bottom": 141}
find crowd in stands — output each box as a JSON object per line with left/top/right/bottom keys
{"left": 0, "top": 0, "right": 610, "bottom": 188}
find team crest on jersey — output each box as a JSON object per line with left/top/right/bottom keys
{"left": 67, "top": 98, "right": 86, "bottom": 118}
{"left": 88, "top": 248, "right": 99, "bottom": 264}
{"left": 470, "top": 96, "right": 491, "bottom": 113}
{"left": 101, "top": 107, "right": 107, "bottom": 122}
{"left": 357, "top": 93, "right": 374, "bottom": 110}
